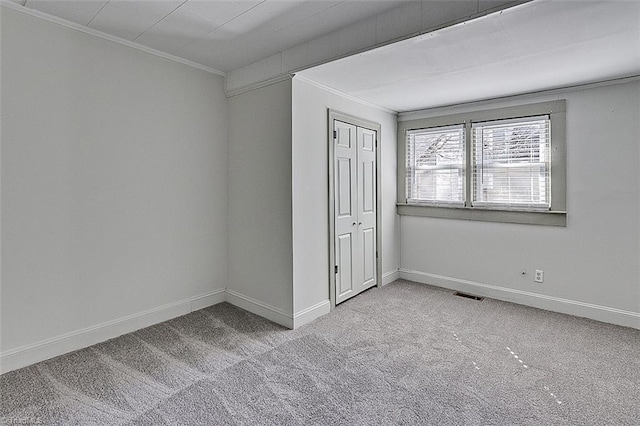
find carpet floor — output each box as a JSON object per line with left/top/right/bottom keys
{"left": 1, "top": 280, "right": 639, "bottom": 425}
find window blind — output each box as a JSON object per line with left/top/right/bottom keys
{"left": 472, "top": 116, "right": 551, "bottom": 209}
{"left": 406, "top": 124, "right": 465, "bottom": 205}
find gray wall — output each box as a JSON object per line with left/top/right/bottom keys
{"left": 1, "top": 8, "right": 228, "bottom": 352}
{"left": 227, "top": 80, "right": 294, "bottom": 322}
{"left": 291, "top": 77, "right": 399, "bottom": 317}
{"left": 399, "top": 80, "right": 640, "bottom": 327}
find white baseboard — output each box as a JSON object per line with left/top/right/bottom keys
{"left": 190, "top": 290, "right": 226, "bottom": 311}
{"left": 224, "top": 289, "right": 293, "bottom": 329}
{"left": 382, "top": 269, "right": 400, "bottom": 286}
{"left": 293, "top": 300, "right": 331, "bottom": 329}
{"left": 4, "top": 274, "right": 428, "bottom": 374}
{"left": 399, "top": 269, "right": 640, "bottom": 330}
{"left": 0, "top": 289, "right": 226, "bottom": 374}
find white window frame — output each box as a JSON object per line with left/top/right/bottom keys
{"left": 397, "top": 100, "right": 566, "bottom": 226}
{"left": 405, "top": 124, "right": 466, "bottom": 206}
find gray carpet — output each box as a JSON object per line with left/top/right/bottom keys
{"left": 2, "top": 280, "right": 639, "bottom": 425}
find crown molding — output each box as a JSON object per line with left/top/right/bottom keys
{"left": 293, "top": 74, "right": 398, "bottom": 115}
{"left": 0, "top": 0, "right": 226, "bottom": 77}
{"left": 398, "top": 75, "right": 640, "bottom": 120}
{"left": 225, "top": 73, "right": 293, "bottom": 98}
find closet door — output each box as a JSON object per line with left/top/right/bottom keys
{"left": 357, "top": 127, "right": 377, "bottom": 291}
{"left": 334, "top": 120, "right": 358, "bottom": 304}
{"left": 334, "top": 120, "right": 377, "bottom": 305}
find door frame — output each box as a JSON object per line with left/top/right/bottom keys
{"left": 328, "top": 109, "right": 382, "bottom": 310}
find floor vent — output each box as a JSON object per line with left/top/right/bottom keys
{"left": 453, "top": 292, "right": 484, "bottom": 301}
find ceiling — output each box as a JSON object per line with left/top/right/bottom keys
{"left": 7, "top": 0, "right": 638, "bottom": 111}
{"left": 299, "top": 0, "right": 640, "bottom": 112}
{"left": 9, "top": 0, "right": 413, "bottom": 72}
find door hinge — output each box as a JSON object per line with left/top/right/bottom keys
{"left": 335, "top": 265, "right": 339, "bottom": 274}
{"left": 376, "top": 251, "right": 379, "bottom": 259}
{"left": 333, "top": 130, "right": 337, "bottom": 139}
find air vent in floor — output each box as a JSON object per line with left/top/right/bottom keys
{"left": 453, "top": 292, "right": 484, "bottom": 301}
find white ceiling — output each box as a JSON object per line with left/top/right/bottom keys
{"left": 8, "top": 0, "right": 638, "bottom": 110}
{"left": 10, "top": 0, "right": 414, "bottom": 72}
{"left": 299, "top": 0, "right": 640, "bottom": 112}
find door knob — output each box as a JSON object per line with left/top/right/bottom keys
{"left": 358, "top": 222, "right": 362, "bottom": 225}
{"left": 352, "top": 222, "right": 356, "bottom": 226}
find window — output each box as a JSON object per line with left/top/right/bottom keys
{"left": 398, "top": 100, "right": 566, "bottom": 226}
{"left": 472, "top": 116, "right": 550, "bottom": 210}
{"left": 406, "top": 124, "right": 465, "bottom": 205}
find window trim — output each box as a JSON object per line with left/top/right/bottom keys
{"left": 397, "top": 100, "right": 566, "bottom": 226}
{"left": 405, "top": 123, "right": 466, "bottom": 206}
{"left": 471, "top": 115, "right": 552, "bottom": 210}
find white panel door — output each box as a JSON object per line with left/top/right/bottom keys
{"left": 334, "top": 121, "right": 358, "bottom": 304}
{"left": 334, "top": 120, "right": 377, "bottom": 305}
{"left": 358, "top": 127, "right": 377, "bottom": 290}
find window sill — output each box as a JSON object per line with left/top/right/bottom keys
{"left": 397, "top": 203, "right": 567, "bottom": 227}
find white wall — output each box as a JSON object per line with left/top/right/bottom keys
{"left": 399, "top": 80, "right": 640, "bottom": 328}
{"left": 227, "top": 79, "right": 294, "bottom": 327}
{"left": 291, "top": 77, "right": 399, "bottom": 323}
{"left": 1, "top": 7, "right": 229, "bottom": 369}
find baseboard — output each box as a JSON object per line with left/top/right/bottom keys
{"left": 224, "top": 289, "right": 293, "bottom": 329}
{"left": 382, "top": 269, "right": 400, "bottom": 286}
{"left": 190, "top": 290, "right": 226, "bottom": 311}
{"left": 0, "top": 289, "right": 226, "bottom": 374}
{"left": 399, "top": 269, "right": 640, "bottom": 329}
{"left": 293, "top": 300, "right": 331, "bottom": 329}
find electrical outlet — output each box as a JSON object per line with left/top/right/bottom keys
{"left": 534, "top": 270, "right": 544, "bottom": 283}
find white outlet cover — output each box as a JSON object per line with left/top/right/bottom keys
{"left": 534, "top": 270, "right": 544, "bottom": 283}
